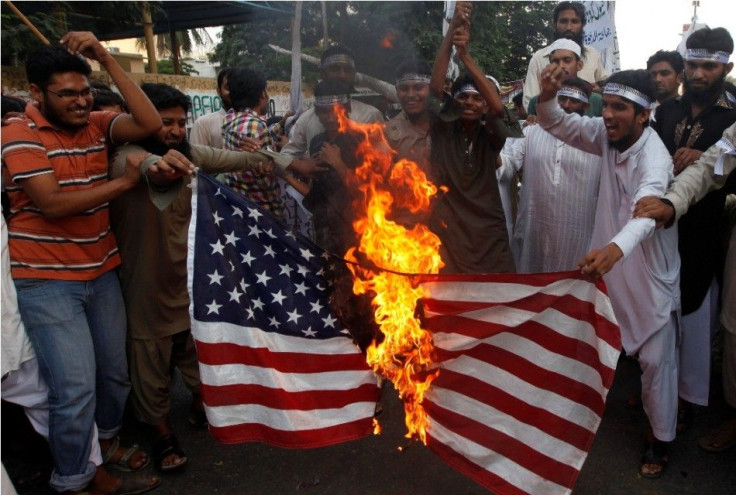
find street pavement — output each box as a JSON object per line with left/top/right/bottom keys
{"left": 5, "top": 355, "right": 735, "bottom": 494}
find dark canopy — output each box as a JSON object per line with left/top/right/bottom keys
{"left": 5, "top": 1, "right": 293, "bottom": 41}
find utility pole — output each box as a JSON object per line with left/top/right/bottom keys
{"left": 692, "top": 0, "right": 700, "bottom": 23}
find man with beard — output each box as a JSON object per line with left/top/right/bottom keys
{"left": 1, "top": 33, "right": 162, "bottom": 495}
{"left": 108, "top": 83, "right": 319, "bottom": 473}
{"left": 647, "top": 50, "right": 684, "bottom": 114}
{"left": 522, "top": 1, "right": 608, "bottom": 111}
{"left": 652, "top": 27, "right": 736, "bottom": 432}
{"left": 635, "top": 123, "right": 736, "bottom": 454}
{"left": 498, "top": 77, "right": 601, "bottom": 272}
{"left": 537, "top": 67, "right": 680, "bottom": 479}
{"left": 281, "top": 45, "right": 384, "bottom": 160}
{"left": 190, "top": 67, "right": 231, "bottom": 148}
{"left": 527, "top": 39, "right": 603, "bottom": 118}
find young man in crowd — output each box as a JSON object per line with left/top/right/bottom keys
{"left": 652, "top": 27, "right": 736, "bottom": 430}
{"left": 647, "top": 50, "right": 684, "bottom": 114}
{"left": 385, "top": 59, "right": 432, "bottom": 170}
{"left": 428, "top": 1, "right": 520, "bottom": 274}
{"left": 522, "top": 1, "right": 608, "bottom": 110}
{"left": 536, "top": 66, "right": 680, "bottom": 478}
{"left": 108, "top": 82, "right": 322, "bottom": 473}
{"left": 221, "top": 67, "right": 287, "bottom": 218}
{"left": 190, "top": 67, "right": 231, "bottom": 148}
{"left": 498, "top": 76, "right": 601, "bottom": 272}
{"left": 1, "top": 32, "right": 161, "bottom": 494}
{"left": 280, "top": 45, "right": 384, "bottom": 159}
{"left": 527, "top": 39, "right": 603, "bottom": 118}
{"left": 635, "top": 123, "right": 736, "bottom": 454}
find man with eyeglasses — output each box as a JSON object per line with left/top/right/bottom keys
{"left": 1, "top": 32, "right": 162, "bottom": 495}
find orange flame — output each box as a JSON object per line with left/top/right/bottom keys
{"left": 333, "top": 106, "right": 443, "bottom": 444}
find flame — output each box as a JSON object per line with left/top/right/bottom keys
{"left": 333, "top": 106, "right": 443, "bottom": 444}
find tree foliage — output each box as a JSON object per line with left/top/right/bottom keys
{"left": 210, "top": 1, "right": 555, "bottom": 83}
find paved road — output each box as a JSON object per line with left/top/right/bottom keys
{"left": 6, "top": 356, "right": 735, "bottom": 494}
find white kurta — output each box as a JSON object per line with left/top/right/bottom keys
{"left": 536, "top": 98, "right": 680, "bottom": 354}
{"left": 280, "top": 100, "right": 384, "bottom": 158}
{"left": 522, "top": 44, "right": 608, "bottom": 110}
{"left": 189, "top": 108, "right": 226, "bottom": 148}
{"left": 499, "top": 124, "right": 601, "bottom": 273}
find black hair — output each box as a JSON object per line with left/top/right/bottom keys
{"left": 313, "top": 79, "right": 352, "bottom": 99}
{"left": 394, "top": 59, "right": 432, "bottom": 81}
{"left": 450, "top": 73, "right": 477, "bottom": 95}
{"left": 216, "top": 67, "right": 231, "bottom": 90}
{"left": 92, "top": 89, "right": 126, "bottom": 112}
{"left": 2, "top": 95, "right": 26, "bottom": 117}
{"left": 140, "top": 83, "right": 190, "bottom": 114}
{"left": 605, "top": 69, "right": 656, "bottom": 121}
{"left": 561, "top": 76, "right": 592, "bottom": 97}
{"left": 553, "top": 2, "right": 586, "bottom": 28}
{"left": 26, "top": 45, "right": 91, "bottom": 88}
{"left": 646, "top": 50, "right": 684, "bottom": 73}
{"left": 686, "top": 27, "right": 734, "bottom": 54}
{"left": 227, "top": 67, "right": 267, "bottom": 111}
{"left": 320, "top": 45, "right": 356, "bottom": 65}
{"left": 90, "top": 80, "right": 113, "bottom": 92}
{"left": 512, "top": 92, "right": 524, "bottom": 107}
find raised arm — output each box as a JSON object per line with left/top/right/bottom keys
{"left": 453, "top": 25, "right": 504, "bottom": 117}
{"left": 60, "top": 31, "right": 161, "bottom": 142}
{"left": 431, "top": 2, "right": 472, "bottom": 98}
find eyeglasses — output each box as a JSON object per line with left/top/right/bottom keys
{"left": 45, "top": 87, "right": 98, "bottom": 101}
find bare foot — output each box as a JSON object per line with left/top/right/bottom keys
{"left": 100, "top": 438, "right": 148, "bottom": 471}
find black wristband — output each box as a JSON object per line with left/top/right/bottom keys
{"left": 658, "top": 197, "right": 676, "bottom": 228}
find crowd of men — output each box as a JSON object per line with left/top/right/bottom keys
{"left": 1, "top": 1, "right": 735, "bottom": 493}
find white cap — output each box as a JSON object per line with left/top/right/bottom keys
{"left": 546, "top": 39, "right": 582, "bottom": 58}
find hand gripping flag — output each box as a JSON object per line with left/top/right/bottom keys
{"left": 188, "top": 173, "right": 380, "bottom": 447}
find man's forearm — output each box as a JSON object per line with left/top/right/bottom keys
{"left": 99, "top": 55, "right": 161, "bottom": 139}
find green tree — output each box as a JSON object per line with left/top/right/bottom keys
{"left": 146, "top": 59, "right": 199, "bottom": 76}
{"left": 209, "top": 1, "right": 555, "bottom": 83}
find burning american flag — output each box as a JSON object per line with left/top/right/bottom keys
{"left": 188, "top": 165, "right": 621, "bottom": 493}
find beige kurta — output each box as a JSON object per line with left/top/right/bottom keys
{"left": 109, "top": 144, "right": 290, "bottom": 339}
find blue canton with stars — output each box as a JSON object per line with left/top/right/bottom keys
{"left": 192, "top": 173, "right": 347, "bottom": 340}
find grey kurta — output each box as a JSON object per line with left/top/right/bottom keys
{"left": 428, "top": 100, "right": 520, "bottom": 274}
{"left": 109, "top": 144, "right": 289, "bottom": 339}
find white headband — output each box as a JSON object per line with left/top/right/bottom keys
{"left": 557, "top": 87, "right": 589, "bottom": 103}
{"left": 396, "top": 73, "right": 431, "bottom": 86}
{"left": 453, "top": 84, "right": 480, "bottom": 100}
{"left": 546, "top": 39, "right": 582, "bottom": 58}
{"left": 320, "top": 54, "right": 355, "bottom": 69}
{"left": 486, "top": 75, "right": 501, "bottom": 92}
{"left": 603, "top": 83, "right": 653, "bottom": 109}
{"left": 685, "top": 49, "right": 730, "bottom": 64}
{"left": 314, "top": 94, "right": 349, "bottom": 107}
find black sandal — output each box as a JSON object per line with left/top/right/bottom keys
{"left": 639, "top": 440, "right": 668, "bottom": 479}
{"left": 152, "top": 433, "right": 188, "bottom": 472}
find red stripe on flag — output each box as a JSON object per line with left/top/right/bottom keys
{"left": 425, "top": 400, "right": 579, "bottom": 492}
{"left": 429, "top": 368, "right": 595, "bottom": 451}
{"left": 436, "top": 343, "right": 606, "bottom": 415}
{"left": 201, "top": 382, "right": 380, "bottom": 410}
{"left": 426, "top": 436, "right": 530, "bottom": 495}
{"left": 195, "top": 341, "right": 371, "bottom": 372}
{"left": 209, "top": 418, "right": 376, "bottom": 448}
{"left": 428, "top": 316, "right": 616, "bottom": 386}
{"left": 422, "top": 293, "right": 620, "bottom": 350}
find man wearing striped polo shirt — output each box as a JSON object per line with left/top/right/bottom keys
{"left": 1, "top": 32, "right": 161, "bottom": 495}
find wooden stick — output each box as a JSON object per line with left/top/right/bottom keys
{"left": 3, "top": 0, "right": 51, "bottom": 45}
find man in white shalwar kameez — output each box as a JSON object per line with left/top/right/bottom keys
{"left": 498, "top": 76, "right": 601, "bottom": 272}
{"left": 536, "top": 67, "right": 681, "bottom": 479}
